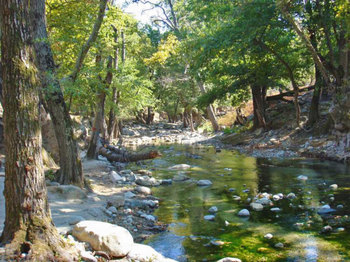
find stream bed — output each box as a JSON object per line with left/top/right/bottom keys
{"left": 128, "top": 144, "right": 350, "bottom": 261}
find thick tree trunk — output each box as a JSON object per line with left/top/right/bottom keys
{"left": 0, "top": 1, "right": 75, "bottom": 260}
{"left": 198, "top": 81, "right": 220, "bottom": 131}
{"left": 251, "top": 86, "right": 267, "bottom": 129}
{"left": 29, "top": 0, "right": 83, "bottom": 186}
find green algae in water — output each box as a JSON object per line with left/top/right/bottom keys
{"left": 127, "top": 145, "right": 350, "bottom": 261}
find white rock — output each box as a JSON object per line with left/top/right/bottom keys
{"left": 136, "top": 176, "right": 160, "bottom": 187}
{"left": 135, "top": 186, "right": 152, "bottom": 195}
{"left": 197, "top": 180, "right": 213, "bottom": 186}
{"left": 264, "top": 233, "right": 273, "bottom": 239}
{"left": 110, "top": 171, "right": 123, "bottom": 183}
{"left": 168, "top": 164, "right": 191, "bottom": 170}
{"left": 297, "top": 175, "right": 308, "bottom": 181}
{"left": 217, "top": 258, "right": 242, "bottom": 262}
{"left": 238, "top": 209, "right": 250, "bottom": 217}
{"left": 272, "top": 195, "right": 281, "bottom": 201}
{"left": 127, "top": 243, "right": 176, "bottom": 262}
{"left": 329, "top": 184, "right": 338, "bottom": 190}
{"left": 204, "top": 215, "right": 215, "bottom": 221}
{"left": 250, "top": 203, "right": 264, "bottom": 211}
{"left": 270, "top": 207, "right": 281, "bottom": 212}
{"left": 73, "top": 221, "right": 133, "bottom": 258}
{"left": 209, "top": 206, "right": 218, "bottom": 213}
{"left": 80, "top": 251, "right": 97, "bottom": 262}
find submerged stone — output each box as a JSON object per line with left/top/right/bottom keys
{"left": 238, "top": 209, "right": 250, "bottom": 217}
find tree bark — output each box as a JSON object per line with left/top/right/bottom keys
{"left": 0, "top": 0, "right": 75, "bottom": 259}
{"left": 198, "top": 81, "right": 220, "bottom": 131}
{"left": 255, "top": 39, "right": 301, "bottom": 126}
{"left": 87, "top": 56, "right": 114, "bottom": 159}
{"left": 98, "top": 141, "right": 161, "bottom": 163}
{"left": 29, "top": 0, "right": 83, "bottom": 187}
{"left": 107, "top": 26, "right": 120, "bottom": 140}
{"left": 251, "top": 85, "right": 267, "bottom": 129}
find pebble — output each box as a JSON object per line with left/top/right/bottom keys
{"left": 270, "top": 207, "right": 281, "bottom": 212}
{"left": 238, "top": 209, "right": 250, "bottom": 217}
{"left": 264, "top": 233, "right": 273, "bottom": 239}
{"left": 272, "top": 195, "right": 281, "bottom": 201}
{"left": 274, "top": 242, "right": 284, "bottom": 248}
{"left": 208, "top": 206, "right": 218, "bottom": 213}
{"left": 337, "top": 204, "right": 344, "bottom": 209}
{"left": 135, "top": 186, "right": 152, "bottom": 195}
{"left": 329, "top": 184, "right": 338, "bottom": 190}
{"left": 336, "top": 227, "right": 345, "bottom": 232}
{"left": 204, "top": 215, "right": 215, "bottom": 221}
{"left": 321, "top": 225, "right": 333, "bottom": 233}
{"left": 233, "top": 196, "right": 241, "bottom": 201}
{"left": 250, "top": 203, "right": 264, "bottom": 211}
{"left": 287, "top": 193, "right": 296, "bottom": 199}
{"left": 197, "top": 180, "right": 213, "bottom": 186}
{"left": 297, "top": 175, "right": 308, "bottom": 181}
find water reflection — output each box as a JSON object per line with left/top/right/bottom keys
{"left": 128, "top": 145, "right": 350, "bottom": 261}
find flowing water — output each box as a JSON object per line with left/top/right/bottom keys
{"left": 129, "top": 144, "right": 350, "bottom": 261}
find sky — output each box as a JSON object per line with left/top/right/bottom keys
{"left": 117, "top": 0, "right": 162, "bottom": 25}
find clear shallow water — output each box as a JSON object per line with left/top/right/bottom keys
{"left": 130, "top": 144, "right": 350, "bottom": 262}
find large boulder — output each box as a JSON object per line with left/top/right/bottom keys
{"left": 72, "top": 221, "right": 133, "bottom": 258}
{"left": 127, "top": 243, "right": 176, "bottom": 262}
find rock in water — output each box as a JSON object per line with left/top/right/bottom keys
{"left": 135, "top": 186, "right": 152, "bottom": 195}
{"left": 168, "top": 164, "right": 191, "bottom": 170}
{"left": 264, "top": 233, "right": 273, "bottom": 239}
{"left": 250, "top": 203, "right": 264, "bottom": 211}
{"left": 329, "top": 184, "right": 338, "bottom": 190}
{"left": 204, "top": 215, "right": 215, "bottom": 221}
{"left": 238, "top": 209, "right": 250, "bottom": 217}
{"left": 197, "top": 180, "right": 213, "bottom": 186}
{"left": 297, "top": 175, "right": 308, "bottom": 181}
{"left": 127, "top": 243, "right": 176, "bottom": 262}
{"left": 217, "top": 258, "right": 242, "bottom": 262}
{"left": 209, "top": 206, "right": 218, "bottom": 213}
{"left": 73, "top": 221, "right": 133, "bottom": 258}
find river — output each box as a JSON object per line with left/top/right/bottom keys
{"left": 128, "top": 144, "right": 350, "bottom": 261}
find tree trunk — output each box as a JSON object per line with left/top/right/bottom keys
{"left": 98, "top": 141, "right": 161, "bottom": 163}
{"left": 87, "top": 56, "right": 114, "bottom": 159}
{"left": 251, "top": 85, "right": 267, "bottom": 129}
{"left": 29, "top": 0, "right": 83, "bottom": 186}
{"left": 277, "top": 0, "right": 332, "bottom": 88}
{"left": 198, "top": 81, "right": 220, "bottom": 131}
{"left": 308, "top": 66, "right": 323, "bottom": 126}
{"left": 107, "top": 26, "right": 120, "bottom": 141}
{"left": 0, "top": 1, "right": 75, "bottom": 259}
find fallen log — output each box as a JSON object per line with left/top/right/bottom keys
{"left": 266, "top": 85, "right": 315, "bottom": 102}
{"left": 97, "top": 139, "right": 161, "bottom": 162}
